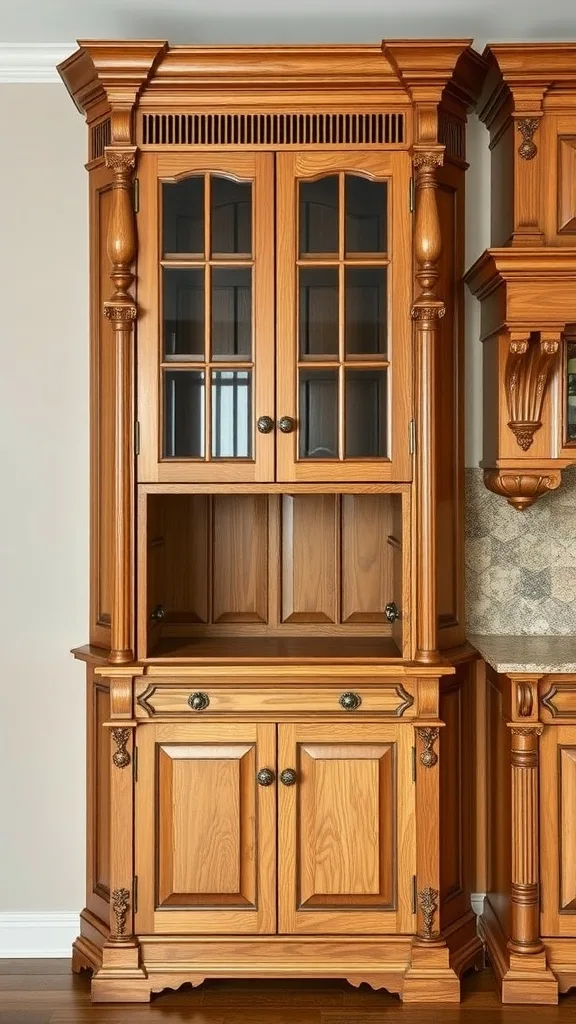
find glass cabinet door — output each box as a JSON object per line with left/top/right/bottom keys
{"left": 276, "top": 152, "right": 412, "bottom": 482}
{"left": 138, "top": 153, "right": 275, "bottom": 482}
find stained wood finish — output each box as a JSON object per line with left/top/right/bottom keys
{"left": 135, "top": 721, "right": 276, "bottom": 934}
{"left": 278, "top": 722, "right": 415, "bottom": 935}
{"left": 60, "top": 38, "right": 484, "bottom": 1005}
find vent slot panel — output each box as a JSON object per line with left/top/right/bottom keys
{"left": 438, "top": 113, "right": 465, "bottom": 162}
{"left": 142, "top": 112, "right": 404, "bottom": 148}
{"left": 90, "top": 118, "right": 111, "bottom": 161}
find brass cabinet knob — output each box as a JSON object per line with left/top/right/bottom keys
{"left": 280, "top": 768, "right": 297, "bottom": 786}
{"left": 278, "top": 416, "right": 295, "bottom": 434}
{"left": 339, "top": 691, "right": 362, "bottom": 711}
{"left": 151, "top": 604, "right": 165, "bottom": 621}
{"left": 188, "top": 691, "right": 210, "bottom": 712}
{"left": 257, "top": 767, "right": 275, "bottom": 786}
{"left": 385, "top": 602, "right": 400, "bottom": 623}
{"left": 257, "top": 415, "right": 274, "bottom": 434}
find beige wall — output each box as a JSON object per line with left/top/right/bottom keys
{"left": 0, "top": 82, "right": 488, "bottom": 914}
{"left": 0, "top": 85, "right": 88, "bottom": 910}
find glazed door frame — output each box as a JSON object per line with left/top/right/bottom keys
{"left": 137, "top": 152, "right": 275, "bottom": 483}
{"left": 135, "top": 721, "right": 276, "bottom": 934}
{"left": 276, "top": 150, "right": 413, "bottom": 483}
{"left": 278, "top": 721, "right": 415, "bottom": 934}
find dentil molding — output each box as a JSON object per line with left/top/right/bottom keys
{"left": 0, "top": 45, "right": 75, "bottom": 83}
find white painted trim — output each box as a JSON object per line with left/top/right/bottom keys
{"left": 471, "top": 892, "right": 486, "bottom": 917}
{"left": 0, "top": 45, "right": 76, "bottom": 84}
{"left": 0, "top": 913, "right": 78, "bottom": 957}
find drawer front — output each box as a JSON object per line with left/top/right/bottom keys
{"left": 135, "top": 679, "right": 416, "bottom": 718}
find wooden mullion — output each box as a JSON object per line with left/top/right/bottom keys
{"left": 338, "top": 172, "right": 345, "bottom": 461}
{"left": 204, "top": 174, "right": 212, "bottom": 461}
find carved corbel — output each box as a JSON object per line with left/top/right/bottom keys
{"left": 505, "top": 331, "right": 560, "bottom": 452}
{"left": 483, "top": 469, "right": 562, "bottom": 511}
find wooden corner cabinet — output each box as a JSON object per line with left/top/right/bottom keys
{"left": 59, "top": 38, "right": 486, "bottom": 1003}
{"left": 466, "top": 44, "right": 576, "bottom": 510}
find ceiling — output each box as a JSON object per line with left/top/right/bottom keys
{"left": 2, "top": 0, "right": 576, "bottom": 48}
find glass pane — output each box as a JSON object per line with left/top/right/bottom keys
{"left": 299, "top": 176, "right": 338, "bottom": 255}
{"left": 345, "top": 267, "right": 387, "bottom": 358}
{"left": 299, "top": 268, "right": 339, "bottom": 359}
{"left": 163, "top": 268, "right": 204, "bottom": 361}
{"left": 211, "top": 176, "right": 252, "bottom": 255}
{"left": 211, "top": 268, "right": 252, "bottom": 360}
{"left": 211, "top": 371, "right": 252, "bottom": 458}
{"left": 345, "top": 369, "right": 387, "bottom": 457}
{"left": 164, "top": 371, "right": 205, "bottom": 458}
{"left": 299, "top": 369, "right": 338, "bottom": 459}
{"left": 568, "top": 342, "right": 576, "bottom": 442}
{"left": 163, "top": 176, "right": 204, "bottom": 255}
{"left": 345, "top": 175, "right": 387, "bottom": 254}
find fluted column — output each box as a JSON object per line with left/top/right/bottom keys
{"left": 104, "top": 146, "right": 137, "bottom": 665}
{"left": 508, "top": 725, "right": 544, "bottom": 955}
{"left": 412, "top": 147, "right": 445, "bottom": 665}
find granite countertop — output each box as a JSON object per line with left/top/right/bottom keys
{"left": 469, "top": 635, "right": 576, "bottom": 674}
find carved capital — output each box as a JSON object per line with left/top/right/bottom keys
{"left": 411, "top": 305, "right": 446, "bottom": 322}
{"left": 516, "top": 118, "right": 541, "bottom": 161}
{"left": 412, "top": 149, "right": 444, "bottom": 173}
{"left": 104, "top": 303, "right": 138, "bottom": 323}
{"left": 504, "top": 333, "right": 560, "bottom": 452}
{"left": 105, "top": 147, "right": 136, "bottom": 176}
{"left": 483, "top": 469, "right": 562, "bottom": 511}
{"left": 111, "top": 728, "right": 131, "bottom": 769}
{"left": 418, "top": 886, "right": 439, "bottom": 940}
{"left": 111, "top": 888, "right": 130, "bottom": 937}
{"left": 417, "top": 727, "right": 439, "bottom": 768}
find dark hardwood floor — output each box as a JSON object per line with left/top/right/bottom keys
{"left": 0, "top": 961, "right": 574, "bottom": 1023}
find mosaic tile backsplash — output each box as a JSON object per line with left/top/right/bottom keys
{"left": 465, "top": 467, "right": 576, "bottom": 635}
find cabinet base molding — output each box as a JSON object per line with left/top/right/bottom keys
{"left": 71, "top": 929, "right": 483, "bottom": 1003}
{"left": 480, "top": 901, "right": 558, "bottom": 1004}
{"left": 544, "top": 939, "right": 576, "bottom": 996}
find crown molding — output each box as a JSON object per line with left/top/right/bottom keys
{"left": 0, "top": 44, "right": 76, "bottom": 83}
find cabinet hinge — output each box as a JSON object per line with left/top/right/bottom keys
{"left": 132, "top": 744, "right": 138, "bottom": 783}
{"left": 409, "top": 176, "right": 415, "bottom": 213}
{"left": 412, "top": 745, "right": 417, "bottom": 783}
{"left": 133, "top": 875, "right": 138, "bottom": 915}
{"left": 134, "top": 420, "right": 140, "bottom": 456}
{"left": 412, "top": 875, "right": 417, "bottom": 915}
{"left": 409, "top": 418, "right": 416, "bottom": 455}
{"left": 133, "top": 178, "right": 140, "bottom": 213}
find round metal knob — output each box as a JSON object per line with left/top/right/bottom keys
{"left": 257, "top": 768, "right": 275, "bottom": 787}
{"left": 188, "top": 691, "right": 210, "bottom": 712}
{"left": 257, "top": 415, "right": 274, "bottom": 434}
{"left": 385, "top": 602, "right": 400, "bottom": 623}
{"left": 278, "top": 416, "right": 295, "bottom": 434}
{"left": 280, "top": 768, "right": 297, "bottom": 786}
{"left": 151, "top": 604, "right": 165, "bottom": 621}
{"left": 339, "top": 691, "right": 362, "bottom": 712}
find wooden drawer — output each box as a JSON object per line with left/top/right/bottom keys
{"left": 134, "top": 678, "right": 416, "bottom": 719}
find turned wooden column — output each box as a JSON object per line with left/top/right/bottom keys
{"left": 508, "top": 724, "right": 544, "bottom": 955}
{"left": 412, "top": 146, "right": 445, "bottom": 665}
{"left": 104, "top": 146, "right": 137, "bottom": 665}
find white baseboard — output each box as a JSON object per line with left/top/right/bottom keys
{"left": 471, "top": 892, "right": 486, "bottom": 917}
{"left": 0, "top": 913, "right": 79, "bottom": 958}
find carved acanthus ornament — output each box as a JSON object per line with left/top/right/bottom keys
{"left": 417, "top": 727, "right": 439, "bottom": 768}
{"left": 516, "top": 117, "right": 541, "bottom": 160}
{"left": 111, "top": 727, "right": 131, "bottom": 769}
{"left": 111, "top": 887, "right": 131, "bottom": 937}
{"left": 418, "top": 886, "right": 439, "bottom": 940}
{"left": 505, "top": 332, "right": 560, "bottom": 452}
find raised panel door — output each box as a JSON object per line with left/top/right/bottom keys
{"left": 135, "top": 721, "right": 276, "bottom": 934}
{"left": 276, "top": 151, "right": 412, "bottom": 482}
{"left": 277, "top": 722, "right": 415, "bottom": 934}
{"left": 540, "top": 725, "right": 576, "bottom": 936}
{"left": 138, "top": 153, "right": 275, "bottom": 482}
